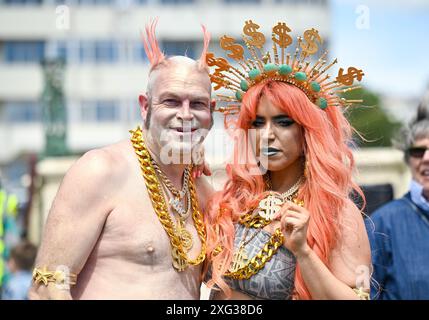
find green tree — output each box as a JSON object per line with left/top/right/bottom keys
{"left": 344, "top": 87, "right": 401, "bottom": 147}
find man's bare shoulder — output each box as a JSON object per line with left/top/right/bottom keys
{"left": 71, "top": 141, "right": 133, "bottom": 179}
{"left": 59, "top": 140, "right": 135, "bottom": 199}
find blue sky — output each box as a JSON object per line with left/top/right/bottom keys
{"left": 331, "top": 0, "right": 429, "bottom": 99}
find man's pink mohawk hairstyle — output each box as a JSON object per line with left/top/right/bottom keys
{"left": 141, "top": 17, "right": 165, "bottom": 70}
{"left": 198, "top": 24, "right": 211, "bottom": 70}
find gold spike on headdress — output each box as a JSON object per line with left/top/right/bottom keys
{"left": 207, "top": 20, "right": 365, "bottom": 114}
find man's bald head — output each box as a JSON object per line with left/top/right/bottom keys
{"left": 146, "top": 56, "right": 211, "bottom": 96}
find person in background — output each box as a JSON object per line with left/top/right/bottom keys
{"left": 2, "top": 240, "right": 37, "bottom": 300}
{"left": 367, "top": 102, "right": 429, "bottom": 299}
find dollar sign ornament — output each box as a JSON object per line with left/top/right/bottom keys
{"left": 220, "top": 36, "right": 244, "bottom": 60}
{"left": 243, "top": 20, "right": 266, "bottom": 49}
{"left": 272, "top": 22, "right": 293, "bottom": 48}
{"left": 336, "top": 67, "right": 365, "bottom": 86}
{"left": 229, "top": 246, "right": 248, "bottom": 273}
{"left": 258, "top": 193, "right": 283, "bottom": 221}
{"left": 171, "top": 247, "right": 187, "bottom": 272}
{"left": 206, "top": 53, "right": 230, "bottom": 73}
{"left": 300, "top": 28, "right": 323, "bottom": 55}
{"left": 177, "top": 222, "right": 193, "bottom": 252}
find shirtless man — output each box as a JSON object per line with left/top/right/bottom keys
{"left": 29, "top": 21, "right": 214, "bottom": 299}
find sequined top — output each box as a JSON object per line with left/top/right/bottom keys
{"left": 207, "top": 223, "right": 296, "bottom": 300}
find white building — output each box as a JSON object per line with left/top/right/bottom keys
{"left": 0, "top": 0, "right": 330, "bottom": 163}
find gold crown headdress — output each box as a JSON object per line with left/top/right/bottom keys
{"left": 207, "top": 20, "right": 364, "bottom": 114}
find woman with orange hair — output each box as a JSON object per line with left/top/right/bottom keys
{"left": 203, "top": 20, "right": 371, "bottom": 300}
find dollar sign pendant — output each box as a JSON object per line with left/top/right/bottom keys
{"left": 220, "top": 36, "right": 244, "bottom": 60}
{"left": 300, "top": 28, "right": 323, "bottom": 56}
{"left": 177, "top": 221, "right": 193, "bottom": 252}
{"left": 229, "top": 246, "right": 248, "bottom": 273}
{"left": 171, "top": 247, "right": 187, "bottom": 272}
{"left": 336, "top": 67, "right": 365, "bottom": 86}
{"left": 243, "top": 20, "right": 265, "bottom": 48}
{"left": 272, "top": 22, "right": 293, "bottom": 48}
{"left": 258, "top": 193, "right": 283, "bottom": 221}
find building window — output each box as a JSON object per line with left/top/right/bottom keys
{"left": 79, "top": 40, "right": 119, "bottom": 63}
{"left": 77, "top": 0, "right": 115, "bottom": 4}
{"left": 81, "top": 100, "right": 119, "bottom": 122}
{"left": 95, "top": 41, "right": 119, "bottom": 62}
{"left": 223, "top": 0, "right": 261, "bottom": 3}
{"left": 4, "top": 0, "right": 42, "bottom": 4}
{"left": 162, "top": 40, "right": 197, "bottom": 59}
{"left": 134, "top": 42, "right": 148, "bottom": 63}
{"left": 275, "top": 0, "right": 327, "bottom": 4}
{"left": 3, "top": 41, "right": 45, "bottom": 63}
{"left": 160, "top": 0, "right": 194, "bottom": 4}
{"left": 2, "top": 101, "right": 42, "bottom": 123}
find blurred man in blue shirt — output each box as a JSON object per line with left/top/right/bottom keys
{"left": 367, "top": 102, "right": 429, "bottom": 299}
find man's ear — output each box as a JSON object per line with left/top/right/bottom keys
{"left": 210, "top": 99, "right": 216, "bottom": 112}
{"left": 139, "top": 94, "right": 149, "bottom": 120}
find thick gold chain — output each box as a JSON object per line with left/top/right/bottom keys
{"left": 224, "top": 184, "right": 303, "bottom": 279}
{"left": 224, "top": 228, "right": 285, "bottom": 280}
{"left": 239, "top": 192, "right": 301, "bottom": 229}
{"left": 130, "top": 126, "right": 206, "bottom": 271}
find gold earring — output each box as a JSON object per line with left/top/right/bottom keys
{"left": 304, "top": 159, "right": 309, "bottom": 178}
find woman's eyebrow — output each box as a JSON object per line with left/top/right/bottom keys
{"left": 272, "top": 115, "right": 291, "bottom": 120}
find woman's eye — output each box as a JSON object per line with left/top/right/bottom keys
{"left": 276, "top": 119, "right": 294, "bottom": 127}
{"left": 251, "top": 120, "right": 264, "bottom": 128}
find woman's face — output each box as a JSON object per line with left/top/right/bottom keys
{"left": 409, "top": 137, "right": 429, "bottom": 195}
{"left": 249, "top": 95, "right": 304, "bottom": 173}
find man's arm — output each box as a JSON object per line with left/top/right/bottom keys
{"left": 29, "top": 149, "right": 118, "bottom": 299}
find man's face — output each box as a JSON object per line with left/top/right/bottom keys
{"left": 139, "top": 61, "right": 213, "bottom": 163}
{"left": 409, "top": 137, "right": 429, "bottom": 196}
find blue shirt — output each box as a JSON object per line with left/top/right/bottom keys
{"left": 366, "top": 188, "right": 429, "bottom": 300}
{"left": 1, "top": 271, "right": 32, "bottom": 300}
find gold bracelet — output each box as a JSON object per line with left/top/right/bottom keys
{"left": 32, "top": 267, "right": 77, "bottom": 286}
{"left": 353, "top": 287, "right": 370, "bottom": 300}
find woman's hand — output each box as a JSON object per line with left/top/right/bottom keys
{"left": 191, "top": 144, "right": 212, "bottom": 178}
{"left": 279, "top": 201, "right": 311, "bottom": 258}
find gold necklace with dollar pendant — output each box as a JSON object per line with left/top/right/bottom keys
{"left": 130, "top": 126, "right": 206, "bottom": 272}
{"left": 228, "top": 226, "right": 261, "bottom": 273}
{"left": 257, "top": 176, "right": 304, "bottom": 221}
{"left": 151, "top": 159, "right": 191, "bottom": 216}
{"left": 151, "top": 158, "right": 194, "bottom": 251}
{"left": 175, "top": 192, "right": 193, "bottom": 252}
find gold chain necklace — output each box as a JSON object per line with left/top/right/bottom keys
{"left": 225, "top": 176, "right": 304, "bottom": 279}
{"left": 151, "top": 159, "right": 191, "bottom": 198}
{"left": 153, "top": 162, "right": 192, "bottom": 220}
{"left": 130, "top": 126, "right": 206, "bottom": 271}
{"left": 225, "top": 228, "right": 284, "bottom": 280}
